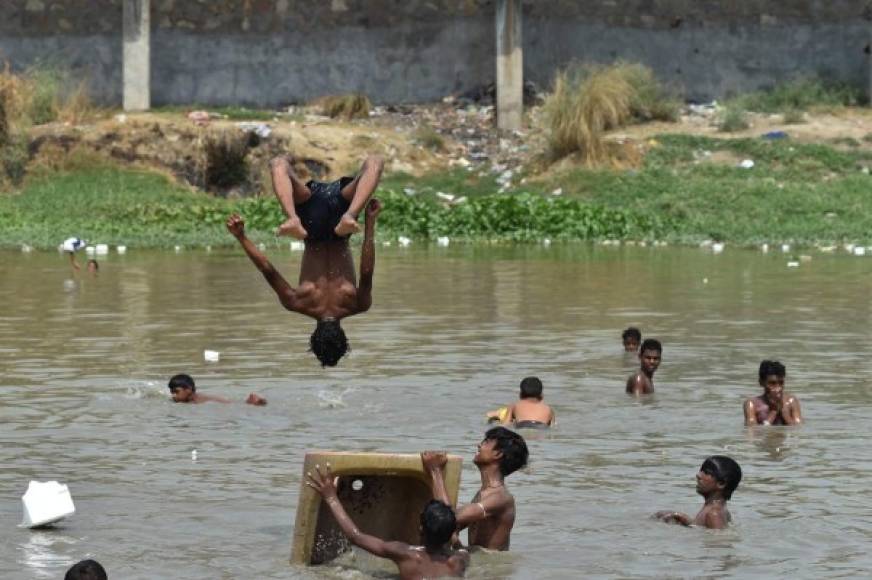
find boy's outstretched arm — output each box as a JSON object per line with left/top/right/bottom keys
{"left": 226, "top": 214, "right": 298, "bottom": 312}
{"left": 356, "top": 199, "right": 381, "bottom": 313}
{"left": 654, "top": 511, "right": 693, "bottom": 526}
{"left": 307, "top": 464, "right": 410, "bottom": 561}
{"left": 422, "top": 451, "right": 452, "bottom": 505}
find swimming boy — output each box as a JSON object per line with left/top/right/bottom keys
{"left": 423, "top": 427, "right": 529, "bottom": 551}
{"left": 306, "top": 463, "right": 469, "bottom": 579}
{"left": 168, "top": 374, "right": 266, "bottom": 405}
{"left": 486, "top": 377, "right": 554, "bottom": 429}
{"left": 622, "top": 327, "right": 642, "bottom": 352}
{"left": 226, "top": 155, "right": 383, "bottom": 367}
{"left": 744, "top": 360, "right": 802, "bottom": 425}
{"left": 654, "top": 455, "right": 742, "bottom": 529}
{"left": 86, "top": 259, "right": 99, "bottom": 274}
{"left": 626, "top": 338, "right": 662, "bottom": 395}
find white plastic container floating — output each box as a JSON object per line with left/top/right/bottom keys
{"left": 203, "top": 350, "right": 220, "bottom": 362}
{"left": 289, "top": 241, "right": 304, "bottom": 251}
{"left": 174, "top": 245, "right": 183, "bottom": 253}
{"left": 853, "top": 246, "right": 866, "bottom": 256}
{"left": 712, "top": 242, "right": 725, "bottom": 254}
{"left": 760, "top": 243, "right": 769, "bottom": 253}
{"left": 398, "top": 236, "right": 411, "bottom": 247}
{"left": 85, "top": 246, "right": 96, "bottom": 255}
{"left": 95, "top": 244, "right": 109, "bottom": 255}
{"left": 436, "top": 236, "right": 450, "bottom": 247}
{"left": 116, "top": 245, "right": 127, "bottom": 254}
{"left": 781, "top": 244, "right": 791, "bottom": 253}
{"left": 20, "top": 480, "right": 75, "bottom": 528}
{"left": 21, "top": 244, "right": 33, "bottom": 253}
{"left": 787, "top": 261, "right": 800, "bottom": 268}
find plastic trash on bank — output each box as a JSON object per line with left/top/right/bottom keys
{"left": 20, "top": 481, "right": 75, "bottom": 528}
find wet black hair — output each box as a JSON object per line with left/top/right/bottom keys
{"left": 639, "top": 338, "right": 662, "bottom": 354}
{"left": 758, "top": 360, "right": 786, "bottom": 383}
{"left": 420, "top": 500, "right": 456, "bottom": 547}
{"left": 310, "top": 319, "right": 349, "bottom": 367}
{"left": 65, "top": 559, "right": 107, "bottom": 580}
{"left": 519, "top": 376, "right": 543, "bottom": 399}
{"left": 622, "top": 327, "right": 642, "bottom": 343}
{"left": 700, "top": 455, "right": 742, "bottom": 500}
{"left": 484, "top": 426, "right": 529, "bottom": 476}
{"left": 168, "top": 373, "right": 195, "bottom": 393}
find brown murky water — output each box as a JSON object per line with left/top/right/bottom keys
{"left": 1, "top": 244, "right": 871, "bottom": 579}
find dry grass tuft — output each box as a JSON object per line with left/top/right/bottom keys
{"left": 315, "top": 94, "right": 372, "bottom": 120}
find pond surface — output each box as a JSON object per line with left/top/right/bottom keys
{"left": 1, "top": 244, "right": 871, "bottom": 579}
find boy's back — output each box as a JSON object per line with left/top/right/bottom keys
{"left": 510, "top": 398, "right": 554, "bottom": 426}
{"left": 395, "top": 546, "right": 468, "bottom": 579}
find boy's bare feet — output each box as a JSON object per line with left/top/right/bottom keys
{"left": 334, "top": 213, "right": 361, "bottom": 236}
{"left": 277, "top": 216, "right": 308, "bottom": 239}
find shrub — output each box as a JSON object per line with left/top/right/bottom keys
{"left": 733, "top": 78, "right": 862, "bottom": 113}
{"left": 718, "top": 106, "right": 749, "bottom": 132}
{"left": 25, "top": 66, "right": 62, "bottom": 125}
{"left": 413, "top": 126, "right": 446, "bottom": 151}
{"left": 315, "top": 94, "right": 371, "bottom": 120}
{"left": 781, "top": 109, "right": 805, "bottom": 124}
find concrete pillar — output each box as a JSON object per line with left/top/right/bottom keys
{"left": 123, "top": 0, "right": 150, "bottom": 111}
{"left": 495, "top": 0, "right": 523, "bottom": 132}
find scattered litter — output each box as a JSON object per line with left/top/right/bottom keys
{"left": 760, "top": 243, "right": 769, "bottom": 253}
{"left": 781, "top": 244, "right": 791, "bottom": 253}
{"left": 114, "top": 114, "right": 127, "bottom": 123}
{"left": 703, "top": 277, "right": 709, "bottom": 284}
{"left": 738, "top": 159, "right": 755, "bottom": 169}
{"left": 762, "top": 131, "right": 788, "bottom": 140}
{"left": 687, "top": 101, "right": 719, "bottom": 117}
{"left": 204, "top": 350, "right": 220, "bottom": 362}
{"left": 712, "top": 242, "right": 725, "bottom": 254}
{"left": 818, "top": 245, "right": 836, "bottom": 253}
{"left": 85, "top": 246, "right": 96, "bottom": 255}
{"left": 398, "top": 236, "right": 411, "bottom": 247}
{"left": 542, "top": 238, "right": 552, "bottom": 247}
{"left": 21, "top": 244, "right": 32, "bottom": 253}
{"left": 452, "top": 196, "right": 467, "bottom": 205}
{"left": 436, "top": 236, "right": 450, "bottom": 247}
{"left": 799, "top": 255, "right": 813, "bottom": 262}
{"left": 116, "top": 245, "right": 127, "bottom": 254}
{"left": 403, "top": 187, "right": 417, "bottom": 196}
{"left": 551, "top": 188, "right": 563, "bottom": 196}
{"left": 844, "top": 243, "right": 855, "bottom": 253}
{"left": 436, "top": 192, "right": 455, "bottom": 202}
{"left": 862, "top": 167, "right": 870, "bottom": 175}
{"left": 235, "top": 122, "right": 271, "bottom": 138}
{"left": 786, "top": 261, "right": 800, "bottom": 268}
{"left": 257, "top": 242, "right": 266, "bottom": 251}
{"left": 95, "top": 244, "right": 109, "bottom": 255}
{"left": 191, "top": 450, "right": 198, "bottom": 462}
{"left": 853, "top": 246, "right": 866, "bottom": 256}
{"left": 187, "top": 111, "right": 211, "bottom": 126}
{"left": 290, "top": 241, "right": 304, "bottom": 251}
{"left": 20, "top": 480, "right": 75, "bottom": 529}
{"left": 174, "top": 245, "right": 183, "bottom": 253}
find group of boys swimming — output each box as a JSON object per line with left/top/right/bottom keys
{"left": 159, "top": 157, "right": 805, "bottom": 579}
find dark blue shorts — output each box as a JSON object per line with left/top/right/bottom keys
{"left": 297, "top": 177, "right": 355, "bottom": 242}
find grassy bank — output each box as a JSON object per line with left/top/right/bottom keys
{"left": 2, "top": 133, "right": 872, "bottom": 250}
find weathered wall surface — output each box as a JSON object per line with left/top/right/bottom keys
{"left": 0, "top": 0, "right": 867, "bottom": 105}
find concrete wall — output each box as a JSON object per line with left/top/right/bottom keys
{"left": 0, "top": 0, "right": 867, "bottom": 106}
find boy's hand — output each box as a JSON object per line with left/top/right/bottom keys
{"left": 365, "top": 198, "right": 382, "bottom": 221}
{"left": 421, "top": 451, "right": 447, "bottom": 472}
{"left": 306, "top": 463, "right": 338, "bottom": 499}
{"left": 226, "top": 213, "right": 245, "bottom": 238}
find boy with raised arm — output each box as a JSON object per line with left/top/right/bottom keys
{"left": 744, "top": 360, "right": 803, "bottom": 425}
{"left": 655, "top": 455, "right": 742, "bottom": 530}
{"left": 226, "top": 156, "right": 382, "bottom": 367}
{"left": 306, "top": 464, "right": 469, "bottom": 579}
{"left": 626, "top": 338, "right": 662, "bottom": 395}
{"left": 423, "top": 427, "right": 529, "bottom": 551}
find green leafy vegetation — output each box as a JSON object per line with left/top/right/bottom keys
{"left": 717, "top": 106, "right": 750, "bottom": 132}
{"left": 728, "top": 77, "right": 863, "bottom": 113}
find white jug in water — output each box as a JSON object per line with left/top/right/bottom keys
{"left": 20, "top": 480, "right": 75, "bottom": 528}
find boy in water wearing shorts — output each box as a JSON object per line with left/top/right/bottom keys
{"left": 655, "top": 455, "right": 742, "bottom": 529}
{"left": 423, "top": 427, "right": 529, "bottom": 551}
{"left": 227, "top": 155, "right": 383, "bottom": 368}
{"left": 487, "top": 376, "right": 554, "bottom": 429}
{"left": 744, "top": 360, "right": 802, "bottom": 425}
{"left": 306, "top": 463, "right": 469, "bottom": 579}
{"left": 168, "top": 374, "right": 266, "bottom": 405}
{"left": 626, "top": 338, "right": 661, "bottom": 395}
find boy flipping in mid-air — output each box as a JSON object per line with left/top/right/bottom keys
{"left": 306, "top": 464, "right": 469, "bottom": 579}
{"left": 744, "top": 360, "right": 802, "bottom": 425}
{"left": 423, "top": 427, "right": 529, "bottom": 551}
{"left": 626, "top": 338, "right": 662, "bottom": 395}
{"left": 487, "top": 376, "right": 554, "bottom": 429}
{"left": 226, "top": 154, "right": 384, "bottom": 367}
{"left": 168, "top": 374, "right": 266, "bottom": 406}
{"left": 655, "top": 455, "right": 742, "bottom": 529}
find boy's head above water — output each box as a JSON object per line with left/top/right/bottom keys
{"left": 698, "top": 455, "right": 742, "bottom": 500}
{"left": 758, "top": 360, "right": 786, "bottom": 387}
{"left": 622, "top": 327, "right": 642, "bottom": 351}
{"left": 420, "top": 500, "right": 457, "bottom": 548}
{"left": 519, "top": 376, "right": 543, "bottom": 400}
{"left": 639, "top": 338, "right": 662, "bottom": 373}
{"left": 310, "top": 319, "right": 348, "bottom": 367}
{"left": 168, "top": 373, "right": 196, "bottom": 402}
{"left": 475, "top": 426, "right": 529, "bottom": 476}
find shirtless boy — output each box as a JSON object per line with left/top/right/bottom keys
{"left": 626, "top": 338, "right": 661, "bottom": 395}
{"left": 487, "top": 377, "right": 554, "bottom": 429}
{"left": 655, "top": 455, "right": 742, "bottom": 530}
{"left": 622, "top": 327, "right": 641, "bottom": 352}
{"left": 227, "top": 156, "right": 382, "bottom": 367}
{"left": 423, "top": 427, "right": 529, "bottom": 551}
{"left": 168, "top": 374, "right": 266, "bottom": 405}
{"left": 307, "top": 463, "right": 469, "bottom": 579}
{"left": 744, "top": 360, "right": 802, "bottom": 426}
